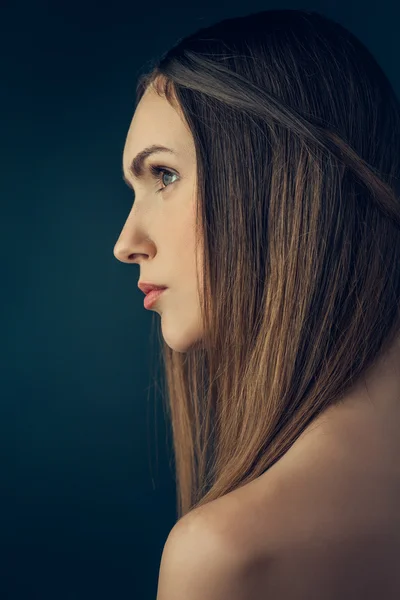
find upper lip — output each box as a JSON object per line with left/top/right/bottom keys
{"left": 138, "top": 282, "right": 168, "bottom": 295}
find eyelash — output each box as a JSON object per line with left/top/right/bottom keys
{"left": 149, "top": 165, "right": 179, "bottom": 193}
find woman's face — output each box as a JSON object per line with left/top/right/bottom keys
{"left": 114, "top": 83, "right": 204, "bottom": 353}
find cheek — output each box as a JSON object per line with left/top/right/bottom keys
{"left": 178, "top": 202, "right": 198, "bottom": 250}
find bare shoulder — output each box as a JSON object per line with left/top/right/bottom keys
{"left": 157, "top": 403, "right": 400, "bottom": 599}
{"left": 159, "top": 433, "right": 400, "bottom": 599}
{"left": 156, "top": 500, "right": 260, "bottom": 600}
{"left": 156, "top": 470, "right": 291, "bottom": 600}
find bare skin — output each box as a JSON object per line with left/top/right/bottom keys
{"left": 117, "top": 78, "right": 400, "bottom": 597}
{"left": 114, "top": 83, "right": 203, "bottom": 354}
{"left": 198, "top": 331, "right": 400, "bottom": 597}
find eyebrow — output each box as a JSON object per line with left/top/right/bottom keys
{"left": 122, "top": 144, "right": 176, "bottom": 189}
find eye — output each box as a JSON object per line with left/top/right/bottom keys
{"left": 149, "top": 165, "right": 179, "bottom": 193}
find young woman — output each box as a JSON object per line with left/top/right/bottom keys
{"left": 114, "top": 9, "right": 400, "bottom": 598}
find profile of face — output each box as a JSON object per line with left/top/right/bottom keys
{"left": 113, "top": 82, "right": 204, "bottom": 353}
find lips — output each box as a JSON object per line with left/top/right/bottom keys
{"left": 138, "top": 282, "right": 168, "bottom": 295}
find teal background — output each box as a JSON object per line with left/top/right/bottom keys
{"left": 2, "top": 1, "right": 399, "bottom": 598}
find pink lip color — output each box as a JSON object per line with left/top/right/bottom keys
{"left": 144, "top": 288, "right": 167, "bottom": 309}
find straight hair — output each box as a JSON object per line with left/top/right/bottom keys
{"left": 135, "top": 9, "right": 400, "bottom": 521}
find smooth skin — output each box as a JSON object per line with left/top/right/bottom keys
{"left": 114, "top": 81, "right": 400, "bottom": 598}
{"left": 114, "top": 82, "right": 204, "bottom": 353}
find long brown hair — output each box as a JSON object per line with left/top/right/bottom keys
{"left": 135, "top": 9, "right": 400, "bottom": 521}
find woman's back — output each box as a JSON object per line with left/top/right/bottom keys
{"left": 199, "top": 382, "right": 400, "bottom": 599}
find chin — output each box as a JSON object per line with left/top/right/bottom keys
{"left": 160, "top": 321, "right": 204, "bottom": 354}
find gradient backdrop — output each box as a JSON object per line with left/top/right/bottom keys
{"left": 3, "top": 0, "right": 399, "bottom": 598}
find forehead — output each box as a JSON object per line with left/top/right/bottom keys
{"left": 123, "top": 87, "right": 195, "bottom": 170}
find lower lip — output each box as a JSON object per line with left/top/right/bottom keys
{"left": 144, "top": 288, "right": 167, "bottom": 309}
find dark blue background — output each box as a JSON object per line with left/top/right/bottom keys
{"left": 2, "top": 1, "right": 399, "bottom": 598}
